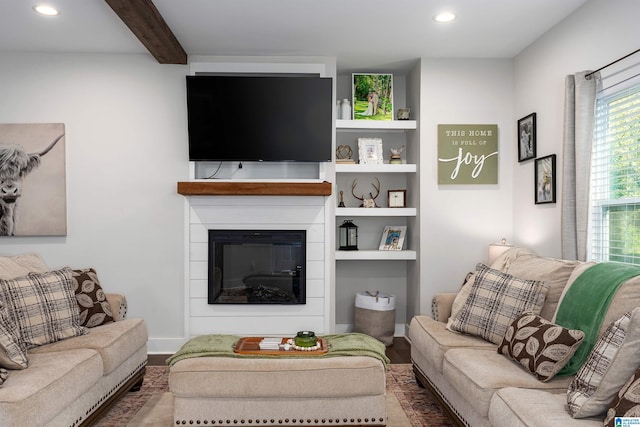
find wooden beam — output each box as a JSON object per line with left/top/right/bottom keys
{"left": 105, "top": 0, "right": 187, "bottom": 64}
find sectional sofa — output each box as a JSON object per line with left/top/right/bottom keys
{"left": 409, "top": 247, "right": 640, "bottom": 426}
{"left": 0, "top": 253, "right": 148, "bottom": 426}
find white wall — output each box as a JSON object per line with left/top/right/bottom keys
{"left": 0, "top": 53, "right": 189, "bottom": 352}
{"left": 3, "top": 0, "right": 636, "bottom": 346}
{"left": 418, "top": 59, "right": 515, "bottom": 312}
{"left": 513, "top": 0, "right": 640, "bottom": 258}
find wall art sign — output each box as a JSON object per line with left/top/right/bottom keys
{"left": 437, "top": 124, "right": 499, "bottom": 185}
{"left": 0, "top": 123, "right": 67, "bottom": 236}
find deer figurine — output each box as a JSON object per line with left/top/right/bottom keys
{"left": 351, "top": 177, "right": 381, "bottom": 208}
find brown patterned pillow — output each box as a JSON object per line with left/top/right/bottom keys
{"left": 604, "top": 366, "right": 640, "bottom": 426}
{"left": 72, "top": 268, "right": 114, "bottom": 328}
{"left": 448, "top": 263, "right": 549, "bottom": 344}
{"left": 498, "top": 312, "right": 585, "bottom": 382}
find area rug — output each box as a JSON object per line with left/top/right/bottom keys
{"left": 94, "top": 364, "right": 453, "bottom": 427}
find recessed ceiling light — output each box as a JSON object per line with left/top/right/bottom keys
{"left": 33, "top": 4, "right": 60, "bottom": 16}
{"left": 433, "top": 12, "right": 456, "bottom": 23}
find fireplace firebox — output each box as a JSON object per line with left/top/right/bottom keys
{"left": 208, "top": 230, "right": 306, "bottom": 304}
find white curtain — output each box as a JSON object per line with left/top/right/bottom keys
{"left": 561, "top": 71, "right": 599, "bottom": 261}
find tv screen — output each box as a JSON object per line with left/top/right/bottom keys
{"left": 186, "top": 75, "right": 333, "bottom": 162}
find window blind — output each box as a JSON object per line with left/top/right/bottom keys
{"left": 590, "top": 83, "right": 640, "bottom": 264}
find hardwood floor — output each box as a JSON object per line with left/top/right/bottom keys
{"left": 147, "top": 336, "right": 411, "bottom": 366}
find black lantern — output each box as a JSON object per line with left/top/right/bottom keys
{"left": 338, "top": 219, "right": 358, "bottom": 250}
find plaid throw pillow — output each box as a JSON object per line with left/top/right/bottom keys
{"left": 72, "top": 268, "right": 114, "bottom": 327}
{"left": 568, "top": 307, "right": 640, "bottom": 418}
{"left": 0, "top": 268, "right": 87, "bottom": 349}
{"left": 0, "top": 301, "right": 28, "bottom": 369}
{"left": 498, "top": 312, "right": 584, "bottom": 382}
{"left": 448, "top": 263, "right": 549, "bottom": 345}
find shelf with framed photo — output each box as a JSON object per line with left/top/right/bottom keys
{"left": 335, "top": 95, "right": 418, "bottom": 262}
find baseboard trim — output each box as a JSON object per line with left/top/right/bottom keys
{"left": 335, "top": 323, "right": 406, "bottom": 337}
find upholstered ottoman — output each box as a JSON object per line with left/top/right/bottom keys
{"left": 168, "top": 335, "right": 388, "bottom": 426}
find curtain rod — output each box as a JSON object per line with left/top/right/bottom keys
{"left": 585, "top": 48, "right": 640, "bottom": 80}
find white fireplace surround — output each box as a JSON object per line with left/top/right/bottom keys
{"left": 184, "top": 194, "right": 333, "bottom": 337}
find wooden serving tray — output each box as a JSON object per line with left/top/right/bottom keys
{"left": 234, "top": 337, "right": 328, "bottom": 356}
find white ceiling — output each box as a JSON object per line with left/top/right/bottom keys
{"left": 1, "top": 0, "right": 589, "bottom": 72}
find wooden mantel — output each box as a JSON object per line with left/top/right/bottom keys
{"left": 177, "top": 181, "right": 332, "bottom": 196}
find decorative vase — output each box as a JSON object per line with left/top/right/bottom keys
{"left": 341, "top": 99, "right": 352, "bottom": 121}
{"left": 336, "top": 100, "right": 342, "bottom": 119}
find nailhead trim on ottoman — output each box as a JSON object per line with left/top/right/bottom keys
{"left": 170, "top": 356, "right": 387, "bottom": 426}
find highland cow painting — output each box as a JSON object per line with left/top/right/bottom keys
{"left": 0, "top": 123, "right": 66, "bottom": 236}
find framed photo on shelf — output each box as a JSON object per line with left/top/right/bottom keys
{"left": 379, "top": 225, "right": 407, "bottom": 251}
{"left": 352, "top": 73, "right": 393, "bottom": 121}
{"left": 518, "top": 113, "right": 536, "bottom": 162}
{"left": 358, "top": 138, "right": 383, "bottom": 165}
{"left": 535, "top": 154, "right": 556, "bottom": 204}
{"left": 388, "top": 190, "right": 406, "bottom": 208}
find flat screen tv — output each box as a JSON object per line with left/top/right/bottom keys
{"left": 186, "top": 75, "right": 333, "bottom": 162}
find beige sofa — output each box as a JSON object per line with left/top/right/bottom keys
{"left": 409, "top": 247, "right": 640, "bottom": 427}
{"left": 0, "top": 253, "right": 148, "bottom": 426}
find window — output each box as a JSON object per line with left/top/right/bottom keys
{"left": 590, "top": 83, "right": 640, "bottom": 265}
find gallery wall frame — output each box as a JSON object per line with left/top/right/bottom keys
{"left": 0, "top": 123, "right": 67, "bottom": 236}
{"left": 535, "top": 154, "right": 556, "bottom": 204}
{"left": 518, "top": 113, "right": 536, "bottom": 162}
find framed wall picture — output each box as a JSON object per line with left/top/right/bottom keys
{"left": 358, "top": 138, "right": 383, "bottom": 165}
{"left": 388, "top": 190, "right": 406, "bottom": 208}
{"left": 0, "top": 123, "right": 67, "bottom": 236}
{"left": 518, "top": 113, "right": 536, "bottom": 162}
{"left": 379, "top": 225, "right": 407, "bottom": 251}
{"left": 352, "top": 73, "right": 393, "bottom": 121}
{"left": 535, "top": 154, "right": 556, "bottom": 204}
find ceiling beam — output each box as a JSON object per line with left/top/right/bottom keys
{"left": 105, "top": 0, "right": 187, "bottom": 65}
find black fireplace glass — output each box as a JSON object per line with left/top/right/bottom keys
{"left": 208, "top": 230, "right": 306, "bottom": 304}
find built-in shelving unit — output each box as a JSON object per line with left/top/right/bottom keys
{"left": 335, "top": 119, "right": 418, "bottom": 259}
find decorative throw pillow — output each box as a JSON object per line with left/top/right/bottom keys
{"left": 604, "top": 366, "right": 640, "bottom": 426}
{"left": 72, "top": 268, "right": 114, "bottom": 327}
{"left": 0, "top": 301, "right": 28, "bottom": 369}
{"left": 567, "top": 307, "right": 640, "bottom": 418}
{"left": 448, "top": 263, "right": 549, "bottom": 345}
{"left": 0, "top": 253, "right": 48, "bottom": 280}
{"left": 498, "top": 312, "right": 584, "bottom": 382}
{"left": 0, "top": 268, "right": 87, "bottom": 349}
{"left": 445, "top": 271, "right": 476, "bottom": 329}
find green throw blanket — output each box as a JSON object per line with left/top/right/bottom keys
{"left": 555, "top": 262, "right": 640, "bottom": 376}
{"left": 166, "top": 333, "right": 390, "bottom": 368}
